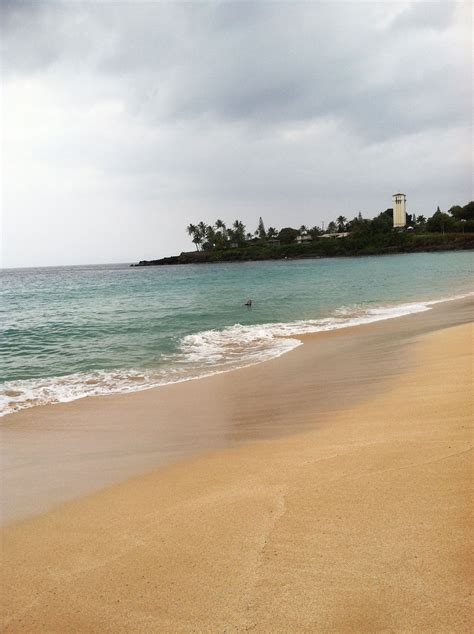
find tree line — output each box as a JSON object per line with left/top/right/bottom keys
{"left": 186, "top": 202, "right": 474, "bottom": 251}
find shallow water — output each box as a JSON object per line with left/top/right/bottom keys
{"left": 1, "top": 251, "right": 472, "bottom": 415}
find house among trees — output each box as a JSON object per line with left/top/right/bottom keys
{"left": 296, "top": 231, "right": 312, "bottom": 244}
{"left": 321, "top": 232, "right": 350, "bottom": 239}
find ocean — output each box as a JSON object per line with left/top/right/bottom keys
{"left": 1, "top": 251, "right": 472, "bottom": 416}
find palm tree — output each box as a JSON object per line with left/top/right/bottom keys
{"left": 299, "top": 225, "right": 308, "bottom": 234}
{"left": 215, "top": 219, "right": 226, "bottom": 233}
{"left": 204, "top": 225, "right": 216, "bottom": 250}
{"left": 186, "top": 223, "right": 200, "bottom": 251}
{"left": 232, "top": 220, "right": 246, "bottom": 245}
{"left": 197, "top": 221, "right": 207, "bottom": 235}
{"left": 187, "top": 223, "right": 197, "bottom": 237}
{"left": 267, "top": 227, "right": 277, "bottom": 239}
{"left": 213, "top": 220, "right": 227, "bottom": 248}
{"left": 336, "top": 216, "right": 347, "bottom": 232}
{"left": 327, "top": 221, "right": 337, "bottom": 234}
{"left": 197, "top": 221, "right": 208, "bottom": 246}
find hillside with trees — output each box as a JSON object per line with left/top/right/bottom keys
{"left": 134, "top": 202, "right": 474, "bottom": 266}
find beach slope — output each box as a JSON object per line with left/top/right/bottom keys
{"left": 1, "top": 322, "right": 472, "bottom": 632}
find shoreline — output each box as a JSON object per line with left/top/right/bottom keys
{"left": 2, "top": 291, "right": 472, "bottom": 419}
{"left": 132, "top": 236, "right": 474, "bottom": 267}
{"left": 1, "top": 295, "right": 472, "bottom": 528}
{"left": 2, "top": 320, "right": 472, "bottom": 631}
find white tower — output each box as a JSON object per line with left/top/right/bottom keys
{"left": 392, "top": 193, "right": 406, "bottom": 228}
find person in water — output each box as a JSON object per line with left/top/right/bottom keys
{"left": 244, "top": 299, "right": 252, "bottom": 307}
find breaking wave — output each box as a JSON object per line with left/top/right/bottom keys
{"left": 0, "top": 293, "right": 470, "bottom": 417}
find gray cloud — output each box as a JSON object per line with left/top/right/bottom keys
{"left": 391, "top": 1, "right": 457, "bottom": 30}
{"left": 1, "top": 1, "right": 471, "bottom": 267}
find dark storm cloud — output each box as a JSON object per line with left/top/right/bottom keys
{"left": 2, "top": 1, "right": 468, "bottom": 140}
{"left": 0, "top": 0, "right": 39, "bottom": 24}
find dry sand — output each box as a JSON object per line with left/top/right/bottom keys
{"left": 1, "top": 320, "right": 472, "bottom": 632}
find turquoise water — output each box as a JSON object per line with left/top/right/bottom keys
{"left": 1, "top": 251, "right": 472, "bottom": 415}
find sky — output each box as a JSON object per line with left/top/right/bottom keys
{"left": 1, "top": 0, "right": 472, "bottom": 267}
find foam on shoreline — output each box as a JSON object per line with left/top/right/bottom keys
{"left": 1, "top": 292, "right": 471, "bottom": 417}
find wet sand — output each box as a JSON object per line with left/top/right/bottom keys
{"left": 1, "top": 315, "right": 472, "bottom": 631}
{"left": 1, "top": 296, "right": 473, "bottom": 526}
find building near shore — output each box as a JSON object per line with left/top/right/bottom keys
{"left": 321, "top": 232, "right": 350, "bottom": 239}
{"left": 296, "top": 231, "right": 312, "bottom": 244}
{"left": 393, "top": 193, "right": 407, "bottom": 228}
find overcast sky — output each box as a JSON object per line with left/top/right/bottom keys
{"left": 1, "top": 0, "right": 471, "bottom": 267}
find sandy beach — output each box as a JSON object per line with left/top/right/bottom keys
{"left": 1, "top": 299, "right": 473, "bottom": 632}
{"left": 3, "top": 0, "right": 473, "bottom": 629}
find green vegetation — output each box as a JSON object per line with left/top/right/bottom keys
{"left": 135, "top": 201, "right": 474, "bottom": 266}
{"left": 185, "top": 201, "right": 474, "bottom": 253}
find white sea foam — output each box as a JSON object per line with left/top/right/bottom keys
{"left": 1, "top": 293, "right": 471, "bottom": 417}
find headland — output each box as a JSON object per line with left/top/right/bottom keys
{"left": 133, "top": 232, "right": 474, "bottom": 266}
{"left": 134, "top": 200, "right": 474, "bottom": 266}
